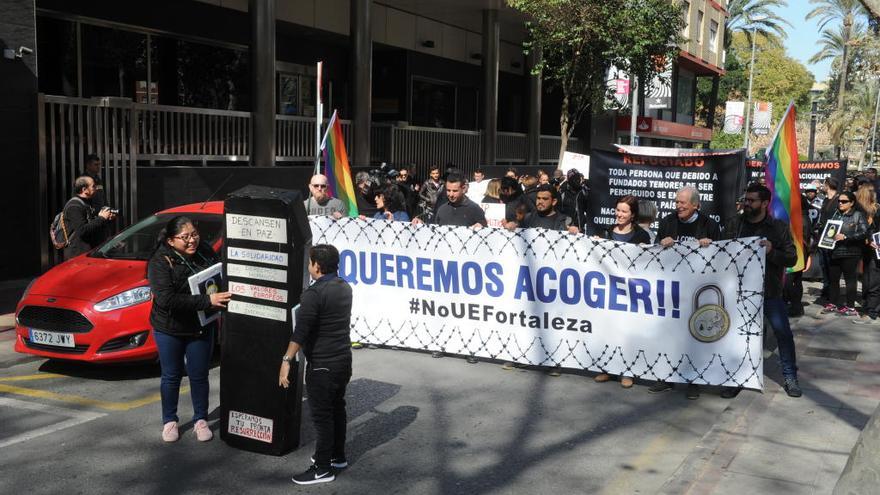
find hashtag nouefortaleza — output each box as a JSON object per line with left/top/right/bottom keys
{"left": 409, "top": 298, "right": 592, "bottom": 333}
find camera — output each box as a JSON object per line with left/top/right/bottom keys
{"left": 368, "top": 162, "right": 399, "bottom": 185}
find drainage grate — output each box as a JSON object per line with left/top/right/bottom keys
{"left": 802, "top": 347, "right": 860, "bottom": 361}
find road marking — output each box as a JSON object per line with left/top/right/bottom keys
{"left": 0, "top": 373, "right": 65, "bottom": 383}
{"left": 0, "top": 383, "right": 188, "bottom": 411}
{"left": 0, "top": 396, "right": 106, "bottom": 449}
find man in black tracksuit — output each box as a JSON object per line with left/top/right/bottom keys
{"left": 280, "top": 244, "right": 353, "bottom": 485}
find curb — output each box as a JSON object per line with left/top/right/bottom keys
{"left": 659, "top": 388, "right": 768, "bottom": 494}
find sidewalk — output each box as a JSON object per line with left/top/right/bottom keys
{"left": 661, "top": 283, "right": 879, "bottom": 494}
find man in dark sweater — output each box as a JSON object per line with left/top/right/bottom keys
{"left": 280, "top": 245, "right": 353, "bottom": 485}
{"left": 414, "top": 172, "right": 486, "bottom": 228}
{"left": 63, "top": 175, "right": 116, "bottom": 259}
{"left": 650, "top": 185, "right": 720, "bottom": 399}
{"left": 513, "top": 184, "right": 579, "bottom": 233}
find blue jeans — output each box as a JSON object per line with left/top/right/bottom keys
{"left": 154, "top": 329, "right": 214, "bottom": 424}
{"left": 764, "top": 298, "right": 798, "bottom": 378}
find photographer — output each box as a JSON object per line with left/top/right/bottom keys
{"left": 63, "top": 175, "right": 117, "bottom": 260}
{"left": 558, "top": 169, "right": 589, "bottom": 232}
{"left": 354, "top": 172, "right": 379, "bottom": 217}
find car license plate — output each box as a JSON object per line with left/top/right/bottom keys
{"left": 29, "top": 329, "right": 75, "bottom": 348}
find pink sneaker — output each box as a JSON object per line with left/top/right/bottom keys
{"left": 162, "top": 421, "right": 179, "bottom": 442}
{"left": 194, "top": 419, "right": 213, "bottom": 442}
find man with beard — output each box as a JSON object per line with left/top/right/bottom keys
{"left": 722, "top": 184, "right": 801, "bottom": 398}
{"left": 511, "top": 184, "right": 579, "bottom": 234}
{"left": 649, "top": 186, "right": 720, "bottom": 399}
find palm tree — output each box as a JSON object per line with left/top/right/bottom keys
{"left": 724, "top": 0, "right": 791, "bottom": 49}
{"left": 807, "top": 0, "right": 867, "bottom": 110}
{"left": 826, "top": 80, "right": 878, "bottom": 165}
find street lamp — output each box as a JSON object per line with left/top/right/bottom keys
{"left": 742, "top": 17, "right": 767, "bottom": 154}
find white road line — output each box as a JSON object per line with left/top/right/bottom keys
{"left": 0, "top": 397, "right": 106, "bottom": 449}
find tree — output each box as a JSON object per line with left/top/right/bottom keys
{"left": 807, "top": 0, "right": 868, "bottom": 110}
{"left": 858, "top": 0, "right": 880, "bottom": 19}
{"left": 509, "top": 0, "right": 684, "bottom": 161}
{"left": 725, "top": 0, "right": 792, "bottom": 48}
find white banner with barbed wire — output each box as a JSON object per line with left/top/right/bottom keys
{"left": 310, "top": 217, "right": 766, "bottom": 389}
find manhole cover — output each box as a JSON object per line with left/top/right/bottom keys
{"left": 802, "top": 347, "right": 859, "bottom": 361}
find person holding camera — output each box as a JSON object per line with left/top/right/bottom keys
{"left": 62, "top": 175, "right": 117, "bottom": 260}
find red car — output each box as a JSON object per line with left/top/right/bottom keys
{"left": 15, "top": 201, "right": 224, "bottom": 363}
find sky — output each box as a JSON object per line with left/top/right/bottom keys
{"left": 779, "top": 1, "right": 832, "bottom": 84}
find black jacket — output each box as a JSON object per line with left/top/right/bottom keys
{"left": 722, "top": 214, "right": 797, "bottom": 299}
{"left": 599, "top": 225, "right": 651, "bottom": 245}
{"left": 656, "top": 211, "right": 721, "bottom": 243}
{"left": 63, "top": 196, "right": 110, "bottom": 259}
{"left": 558, "top": 182, "right": 589, "bottom": 232}
{"left": 828, "top": 209, "right": 869, "bottom": 259}
{"left": 147, "top": 242, "right": 219, "bottom": 336}
{"left": 291, "top": 274, "right": 353, "bottom": 365}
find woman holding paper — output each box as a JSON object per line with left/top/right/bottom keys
{"left": 822, "top": 192, "right": 868, "bottom": 317}
{"left": 147, "top": 215, "right": 231, "bottom": 443}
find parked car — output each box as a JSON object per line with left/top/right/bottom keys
{"left": 15, "top": 201, "right": 224, "bottom": 363}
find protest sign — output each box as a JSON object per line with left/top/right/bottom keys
{"left": 560, "top": 151, "right": 590, "bottom": 176}
{"left": 310, "top": 217, "right": 766, "bottom": 389}
{"left": 746, "top": 159, "right": 848, "bottom": 189}
{"left": 588, "top": 147, "right": 745, "bottom": 232}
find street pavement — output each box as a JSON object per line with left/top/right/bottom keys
{"left": 0, "top": 281, "right": 876, "bottom": 494}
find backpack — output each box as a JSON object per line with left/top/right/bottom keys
{"left": 50, "top": 197, "right": 85, "bottom": 250}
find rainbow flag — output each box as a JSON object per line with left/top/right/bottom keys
{"left": 320, "top": 110, "right": 358, "bottom": 217}
{"left": 764, "top": 102, "right": 805, "bottom": 272}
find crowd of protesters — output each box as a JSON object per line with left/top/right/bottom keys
{"left": 304, "top": 162, "right": 880, "bottom": 401}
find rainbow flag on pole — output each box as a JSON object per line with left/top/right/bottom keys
{"left": 320, "top": 110, "right": 358, "bottom": 217}
{"left": 764, "top": 102, "right": 805, "bottom": 272}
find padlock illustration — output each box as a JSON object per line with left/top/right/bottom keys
{"left": 688, "top": 285, "right": 730, "bottom": 343}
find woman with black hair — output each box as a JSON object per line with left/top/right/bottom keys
{"left": 359, "top": 184, "right": 410, "bottom": 222}
{"left": 821, "top": 191, "right": 868, "bottom": 316}
{"left": 147, "top": 215, "right": 231, "bottom": 443}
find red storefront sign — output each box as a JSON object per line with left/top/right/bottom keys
{"left": 616, "top": 117, "right": 713, "bottom": 142}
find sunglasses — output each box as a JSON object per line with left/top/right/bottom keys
{"left": 839, "top": 200, "right": 852, "bottom": 204}
{"left": 310, "top": 184, "right": 328, "bottom": 189}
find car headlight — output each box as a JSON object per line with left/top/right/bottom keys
{"left": 93, "top": 286, "right": 152, "bottom": 312}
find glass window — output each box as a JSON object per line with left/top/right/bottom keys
{"left": 36, "top": 16, "right": 78, "bottom": 96}
{"left": 682, "top": 2, "right": 690, "bottom": 37}
{"left": 92, "top": 213, "right": 223, "bottom": 261}
{"left": 411, "top": 79, "right": 456, "bottom": 128}
{"left": 709, "top": 20, "right": 719, "bottom": 53}
{"left": 151, "top": 37, "right": 249, "bottom": 110}
{"left": 676, "top": 70, "right": 695, "bottom": 124}
{"left": 696, "top": 11, "right": 704, "bottom": 44}
{"left": 81, "top": 24, "right": 147, "bottom": 100}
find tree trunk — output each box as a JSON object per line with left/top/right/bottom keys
{"left": 839, "top": 24, "right": 850, "bottom": 111}
{"left": 559, "top": 93, "right": 570, "bottom": 165}
{"left": 860, "top": 0, "right": 880, "bottom": 20}
{"left": 706, "top": 75, "right": 720, "bottom": 130}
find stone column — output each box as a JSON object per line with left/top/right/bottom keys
{"left": 250, "top": 0, "right": 276, "bottom": 167}
{"left": 481, "top": 9, "right": 499, "bottom": 167}
{"left": 350, "top": 0, "right": 372, "bottom": 167}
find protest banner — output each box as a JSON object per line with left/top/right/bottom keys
{"left": 588, "top": 147, "right": 745, "bottom": 232}
{"left": 310, "top": 217, "right": 766, "bottom": 389}
{"left": 746, "top": 159, "right": 848, "bottom": 188}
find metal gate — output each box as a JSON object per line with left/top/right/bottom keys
{"left": 38, "top": 95, "right": 138, "bottom": 269}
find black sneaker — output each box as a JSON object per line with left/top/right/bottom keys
{"left": 310, "top": 456, "right": 348, "bottom": 469}
{"left": 686, "top": 384, "right": 700, "bottom": 400}
{"left": 648, "top": 382, "right": 673, "bottom": 393}
{"left": 783, "top": 376, "right": 803, "bottom": 398}
{"left": 720, "top": 387, "right": 742, "bottom": 399}
{"left": 292, "top": 465, "right": 335, "bottom": 485}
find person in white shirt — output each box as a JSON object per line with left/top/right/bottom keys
{"left": 466, "top": 168, "right": 489, "bottom": 203}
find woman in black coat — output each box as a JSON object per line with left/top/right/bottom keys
{"left": 821, "top": 191, "right": 868, "bottom": 316}
{"left": 147, "top": 216, "right": 230, "bottom": 443}
{"left": 593, "top": 195, "right": 649, "bottom": 388}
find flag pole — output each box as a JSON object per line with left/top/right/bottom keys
{"left": 314, "top": 61, "right": 323, "bottom": 175}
